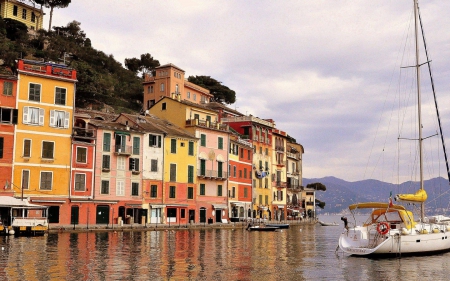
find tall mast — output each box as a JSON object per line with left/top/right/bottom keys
{"left": 414, "top": 0, "right": 425, "bottom": 220}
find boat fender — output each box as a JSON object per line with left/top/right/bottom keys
{"left": 420, "top": 229, "right": 428, "bottom": 234}
{"left": 401, "top": 228, "right": 410, "bottom": 235}
{"left": 446, "top": 226, "right": 450, "bottom": 232}
{"left": 377, "top": 222, "right": 390, "bottom": 235}
{"left": 432, "top": 228, "right": 440, "bottom": 233}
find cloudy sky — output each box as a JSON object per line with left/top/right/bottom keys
{"left": 44, "top": 0, "right": 450, "bottom": 183}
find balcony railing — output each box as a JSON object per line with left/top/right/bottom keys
{"left": 287, "top": 151, "right": 300, "bottom": 160}
{"left": 287, "top": 183, "right": 301, "bottom": 190}
{"left": 197, "top": 169, "right": 228, "bottom": 180}
{"left": 275, "top": 181, "right": 287, "bottom": 188}
{"left": 73, "top": 127, "right": 96, "bottom": 139}
{"left": 186, "top": 119, "right": 228, "bottom": 131}
{"left": 115, "top": 145, "right": 132, "bottom": 155}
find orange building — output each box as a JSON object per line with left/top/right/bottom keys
{"left": 142, "top": 63, "right": 213, "bottom": 110}
{"left": 0, "top": 66, "right": 18, "bottom": 195}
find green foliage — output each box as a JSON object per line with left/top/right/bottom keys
{"left": 306, "top": 182, "right": 327, "bottom": 191}
{"left": 187, "top": 75, "right": 236, "bottom": 104}
{"left": 33, "top": 0, "right": 72, "bottom": 31}
{"left": 315, "top": 199, "right": 326, "bottom": 209}
{"left": 124, "top": 53, "right": 160, "bottom": 78}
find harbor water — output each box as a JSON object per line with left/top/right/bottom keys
{"left": 0, "top": 216, "right": 449, "bottom": 280}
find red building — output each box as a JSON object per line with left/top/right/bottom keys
{"left": 0, "top": 66, "right": 18, "bottom": 196}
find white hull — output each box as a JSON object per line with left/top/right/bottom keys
{"left": 339, "top": 224, "right": 450, "bottom": 256}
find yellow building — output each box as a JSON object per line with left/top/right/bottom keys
{"left": 13, "top": 59, "right": 76, "bottom": 222}
{"left": 0, "top": 0, "right": 44, "bottom": 31}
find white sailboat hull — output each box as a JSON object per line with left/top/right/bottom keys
{"left": 339, "top": 225, "right": 450, "bottom": 256}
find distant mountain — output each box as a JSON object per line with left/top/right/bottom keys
{"left": 304, "top": 177, "right": 450, "bottom": 215}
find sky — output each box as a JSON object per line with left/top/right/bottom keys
{"left": 42, "top": 0, "right": 450, "bottom": 183}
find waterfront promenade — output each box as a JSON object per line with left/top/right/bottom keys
{"left": 48, "top": 218, "right": 318, "bottom": 233}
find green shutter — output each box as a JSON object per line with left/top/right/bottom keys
{"left": 171, "top": 139, "right": 177, "bottom": 153}
{"left": 200, "top": 159, "right": 206, "bottom": 175}
{"left": 133, "top": 137, "right": 140, "bottom": 155}
{"left": 201, "top": 134, "right": 206, "bottom": 147}
{"left": 188, "top": 141, "right": 194, "bottom": 155}
{"left": 188, "top": 166, "right": 194, "bottom": 183}
{"left": 103, "top": 133, "right": 111, "bottom": 152}
{"left": 218, "top": 137, "right": 223, "bottom": 149}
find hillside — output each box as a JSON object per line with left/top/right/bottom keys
{"left": 306, "top": 176, "right": 450, "bottom": 215}
{"left": 1, "top": 18, "right": 145, "bottom": 112}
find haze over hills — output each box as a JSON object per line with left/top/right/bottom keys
{"left": 305, "top": 176, "right": 450, "bottom": 215}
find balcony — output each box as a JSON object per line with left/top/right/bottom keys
{"left": 287, "top": 151, "right": 300, "bottom": 160}
{"left": 275, "top": 181, "right": 287, "bottom": 188}
{"left": 275, "top": 146, "right": 285, "bottom": 152}
{"left": 197, "top": 169, "right": 228, "bottom": 180}
{"left": 287, "top": 182, "right": 301, "bottom": 190}
{"left": 114, "top": 145, "right": 132, "bottom": 155}
{"left": 221, "top": 116, "right": 275, "bottom": 128}
{"left": 73, "top": 127, "right": 96, "bottom": 139}
{"left": 186, "top": 119, "right": 229, "bottom": 131}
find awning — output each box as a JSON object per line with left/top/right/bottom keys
{"left": 114, "top": 131, "right": 130, "bottom": 137}
{"left": 125, "top": 204, "right": 142, "bottom": 208}
{"left": 278, "top": 205, "right": 285, "bottom": 209}
{"left": 213, "top": 204, "right": 228, "bottom": 209}
{"left": 150, "top": 204, "right": 165, "bottom": 208}
{"left": 230, "top": 202, "right": 249, "bottom": 207}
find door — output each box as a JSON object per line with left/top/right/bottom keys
{"left": 96, "top": 205, "right": 110, "bottom": 224}
{"left": 199, "top": 208, "right": 206, "bottom": 223}
{"left": 215, "top": 209, "right": 221, "bottom": 222}
{"left": 70, "top": 206, "right": 79, "bottom": 225}
{"left": 48, "top": 206, "right": 60, "bottom": 223}
{"left": 189, "top": 210, "right": 195, "bottom": 223}
{"left": 151, "top": 208, "right": 161, "bottom": 223}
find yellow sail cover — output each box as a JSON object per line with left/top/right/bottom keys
{"left": 395, "top": 189, "right": 427, "bottom": 203}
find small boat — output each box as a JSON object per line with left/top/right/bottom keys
{"left": 318, "top": 221, "right": 338, "bottom": 226}
{"left": 247, "top": 225, "right": 279, "bottom": 232}
{"left": 265, "top": 223, "right": 290, "bottom": 229}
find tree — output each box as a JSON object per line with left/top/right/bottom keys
{"left": 306, "top": 182, "right": 327, "bottom": 191}
{"left": 187, "top": 75, "right": 236, "bottom": 104}
{"left": 124, "top": 53, "right": 160, "bottom": 77}
{"left": 315, "top": 199, "right": 326, "bottom": 209}
{"left": 33, "top": 0, "right": 71, "bottom": 31}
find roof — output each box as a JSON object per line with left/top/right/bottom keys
{"left": 120, "top": 113, "right": 196, "bottom": 140}
{"left": 0, "top": 66, "right": 17, "bottom": 80}
{"left": 75, "top": 108, "right": 119, "bottom": 122}
{"left": 348, "top": 202, "right": 406, "bottom": 211}
{"left": 0, "top": 196, "right": 47, "bottom": 209}
{"left": 205, "top": 102, "right": 243, "bottom": 116}
{"left": 156, "top": 63, "right": 185, "bottom": 72}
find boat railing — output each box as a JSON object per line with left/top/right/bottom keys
{"left": 12, "top": 217, "right": 49, "bottom": 227}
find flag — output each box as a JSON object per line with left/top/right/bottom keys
{"left": 389, "top": 191, "right": 393, "bottom": 207}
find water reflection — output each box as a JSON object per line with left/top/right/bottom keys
{"left": 0, "top": 223, "right": 449, "bottom": 280}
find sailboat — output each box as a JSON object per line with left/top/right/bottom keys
{"left": 338, "top": 0, "right": 450, "bottom": 256}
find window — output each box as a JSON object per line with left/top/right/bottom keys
{"left": 162, "top": 102, "right": 166, "bottom": 110}
{"left": 194, "top": 114, "right": 199, "bottom": 120}
{"left": 200, "top": 159, "right": 206, "bottom": 176}
{"left": 233, "top": 166, "right": 236, "bottom": 177}
{"left": 149, "top": 134, "right": 161, "bottom": 147}
{"left": 188, "top": 187, "right": 194, "bottom": 199}
{"left": 150, "top": 185, "right": 157, "bottom": 197}
{"left": 31, "top": 12, "right": 36, "bottom": 22}
{"left": 132, "top": 137, "right": 140, "bottom": 155}
{"left": 170, "top": 164, "right": 176, "bottom": 182}
{"left": 240, "top": 148, "right": 244, "bottom": 158}
{"left": 50, "top": 110, "right": 69, "bottom": 128}
{"left": 76, "top": 147, "right": 87, "bottom": 163}
{"left": 217, "top": 162, "right": 223, "bottom": 178}
{"left": 117, "top": 156, "right": 125, "bottom": 170}
{"left": 23, "top": 139, "right": 31, "bottom": 157}
{"left": 239, "top": 170, "right": 242, "bottom": 178}
{"left": 244, "top": 168, "right": 247, "bottom": 178}
{"left": 244, "top": 187, "right": 248, "bottom": 198}
{"left": 265, "top": 148, "right": 268, "bottom": 155}
{"left": 40, "top": 171, "right": 52, "bottom": 190}
{"left": 188, "top": 165, "right": 194, "bottom": 183}
{"left": 200, "top": 184, "right": 205, "bottom": 195}
{"left": 187, "top": 92, "right": 190, "bottom": 98}
{"left": 28, "top": 83, "right": 41, "bottom": 101}
{"left": 193, "top": 94, "right": 196, "bottom": 101}
{"left": 13, "top": 5, "right": 18, "bottom": 16}
{"left": 265, "top": 195, "right": 269, "bottom": 205}
{"left": 129, "top": 158, "right": 140, "bottom": 171}
{"left": 169, "top": 186, "right": 176, "bottom": 198}
{"left": 55, "top": 87, "right": 66, "bottom": 105}
{"left": 0, "top": 137, "right": 2, "bottom": 158}
{"left": 102, "top": 155, "right": 110, "bottom": 170}
{"left": 0, "top": 108, "right": 18, "bottom": 124}
{"left": 148, "top": 85, "right": 154, "bottom": 93}
{"left": 132, "top": 182, "right": 139, "bottom": 196}
{"left": 101, "top": 180, "right": 109, "bottom": 194}
{"left": 22, "top": 8, "right": 26, "bottom": 19}
{"left": 248, "top": 149, "right": 251, "bottom": 160}
{"left": 115, "top": 134, "right": 127, "bottom": 153}
{"left": 74, "top": 174, "right": 86, "bottom": 191}
{"left": 22, "top": 170, "right": 30, "bottom": 190}
{"left": 259, "top": 147, "right": 262, "bottom": 154}
{"left": 116, "top": 181, "right": 124, "bottom": 196}
{"left": 151, "top": 159, "right": 158, "bottom": 172}
{"left": 3, "top": 81, "right": 13, "bottom": 96}
{"left": 160, "top": 83, "right": 165, "bottom": 92}
{"left": 200, "top": 134, "right": 206, "bottom": 147}
{"left": 259, "top": 195, "right": 262, "bottom": 205}
{"left": 232, "top": 186, "right": 235, "bottom": 198}
{"left": 217, "top": 185, "right": 222, "bottom": 196}
{"left": 218, "top": 137, "right": 223, "bottom": 149}
{"left": 23, "top": 107, "right": 44, "bottom": 125}
{"left": 188, "top": 141, "right": 194, "bottom": 156}
{"left": 170, "top": 139, "right": 176, "bottom": 153}
{"left": 103, "top": 133, "right": 111, "bottom": 151}
{"left": 42, "top": 141, "right": 54, "bottom": 159}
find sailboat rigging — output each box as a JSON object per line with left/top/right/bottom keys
{"left": 338, "top": 0, "right": 450, "bottom": 256}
